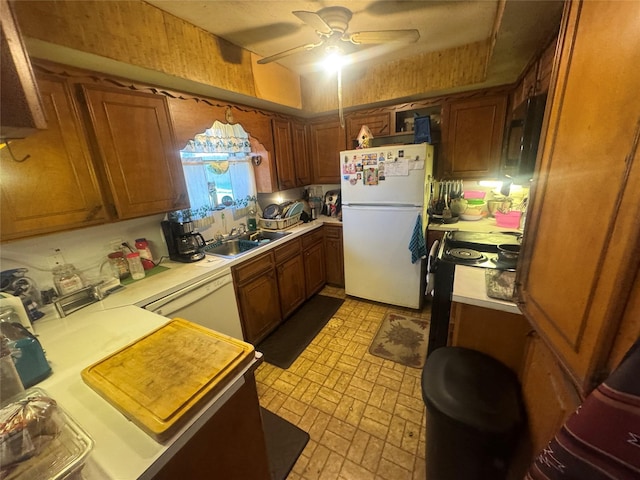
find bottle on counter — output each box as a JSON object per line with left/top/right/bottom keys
{"left": 126, "top": 252, "right": 146, "bottom": 280}
{"left": 52, "top": 264, "right": 85, "bottom": 296}
{"left": 135, "top": 238, "right": 155, "bottom": 270}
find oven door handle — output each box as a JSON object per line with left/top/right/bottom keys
{"left": 425, "top": 239, "right": 439, "bottom": 295}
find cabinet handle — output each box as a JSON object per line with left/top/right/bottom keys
{"left": 85, "top": 205, "right": 102, "bottom": 222}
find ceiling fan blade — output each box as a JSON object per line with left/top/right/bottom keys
{"left": 257, "top": 41, "right": 323, "bottom": 64}
{"left": 293, "top": 10, "right": 334, "bottom": 35}
{"left": 347, "top": 29, "right": 420, "bottom": 45}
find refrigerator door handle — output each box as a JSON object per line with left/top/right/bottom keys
{"left": 343, "top": 203, "right": 421, "bottom": 208}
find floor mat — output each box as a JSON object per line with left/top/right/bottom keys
{"left": 257, "top": 294, "right": 344, "bottom": 369}
{"left": 261, "top": 407, "right": 309, "bottom": 480}
{"left": 369, "top": 312, "right": 430, "bottom": 368}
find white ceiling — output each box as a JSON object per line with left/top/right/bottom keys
{"left": 145, "top": 0, "right": 564, "bottom": 83}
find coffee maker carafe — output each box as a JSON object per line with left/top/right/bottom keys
{"left": 161, "top": 221, "right": 206, "bottom": 263}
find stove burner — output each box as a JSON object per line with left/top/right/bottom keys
{"left": 446, "top": 248, "right": 485, "bottom": 263}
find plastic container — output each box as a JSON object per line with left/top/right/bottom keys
{"left": 52, "top": 265, "right": 84, "bottom": 296}
{"left": 464, "top": 190, "right": 486, "bottom": 200}
{"left": 135, "top": 238, "right": 154, "bottom": 270}
{"left": 125, "top": 252, "right": 145, "bottom": 280}
{"left": 495, "top": 211, "right": 522, "bottom": 229}
{"left": 0, "top": 387, "right": 94, "bottom": 480}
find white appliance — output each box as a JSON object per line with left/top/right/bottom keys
{"left": 143, "top": 268, "right": 244, "bottom": 340}
{"left": 340, "top": 143, "right": 433, "bottom": 309}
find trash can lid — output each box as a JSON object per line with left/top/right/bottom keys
{"left": 421, "top": 347, "right": 522, "bottom": 434}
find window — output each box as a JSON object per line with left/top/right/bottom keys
{"left": 178, "top": 122, "right": 256, "bottom": 221}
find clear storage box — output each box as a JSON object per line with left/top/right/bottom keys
{"left": 0, "top": 387, "right": 93, "bottom": 480}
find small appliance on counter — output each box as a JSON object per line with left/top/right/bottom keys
{"left": 0, "top": 318, "right": 51, "bottom": 388}
{"left": 0, "top": 269, "right": 45, "bottom": 322}
{"left": 161, "top": 220, "right": 206, "bottom": 263}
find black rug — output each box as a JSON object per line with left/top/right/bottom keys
{"left": 257, "top": 294, "right": 344, "bottom": 369}
{"left": 261, "top": 407, "right": 309, "bottom": 480}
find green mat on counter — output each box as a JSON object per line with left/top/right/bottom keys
{"left": 120, "top": 265, "right": 169, "bottom": 285}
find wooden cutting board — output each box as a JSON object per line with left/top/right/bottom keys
{"left": 81, "top": 318, "right": 254, "bottom": 442}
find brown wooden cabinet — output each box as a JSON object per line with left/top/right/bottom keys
{"left": 0, "top": 0, "right": 46, "bottom": 139}
{"left": 232, "top": 252, "right": 281, "bottom": 344}
{"left": 272, "top": 118, "right": 311, "bottom": 190}
{"left": 271, "top": 118, "right": 296, "bottom": 190}
{"left": 79, "top": 84, "right": 189, "bottom": 219}
{"left": 154, "top": 371, "right": 270, "bottom": 480}
{"left": 324, "top": 224, "right": 344, "bottom": 287}
{"left": 274, "top": 238, "right": 306, "bottom": 318}
{"left": 309, "top": 118, "right": 346, "bottom": 184}
{"left": 345, "top": 112, "right": 391, "bottom": 149}
{"left": 517, "top": 0, "right": 640, "bottom": 393}
{"left": 441, "top": 94, "right": 507, "bottom": 178}
{"left": 0, "top": 74, "right": 107, "bottom": 241}
{"left": 302, "top": 229, "right": 326, "bottom": 298}
{"left": 291, "top": 120, "right": 312, "bottom": 186}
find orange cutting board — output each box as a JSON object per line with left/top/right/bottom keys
{"left": 81, "top": 318, "right": 254, "bottom": 442}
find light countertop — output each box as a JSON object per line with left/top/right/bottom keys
{"left": 452, "top": 265, "right": 522, "bottom": 315}
{"left": 26, "top": 218, "right": 335, "bottom": 479}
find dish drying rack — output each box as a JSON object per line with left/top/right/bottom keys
{"left": 258, "top": 213, "right": 302, "bottom": 230}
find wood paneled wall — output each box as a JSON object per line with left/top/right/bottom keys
{"left": 12, "top": 0, "right": 303, "bottom": 110}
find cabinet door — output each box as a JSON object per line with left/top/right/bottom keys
{"left": 80, "top": 84, "right": 189, "bottom": 219}
{"left": 0, "top": 0, "right": 47, "bottom": 139}
{"left": 1, "top": 75, "right": 106, "bottom": 241}
{"left": 272, "top": 118, "right": 296, "bottom": 190}
{"left": 441, "top": 94, "right": 507, "bottom": 178}
{"left": 235, "top": 270, "right": 281, "bottom": 344}
{"left": 291, "top": 120, "right": 311, "bottom": 186}
{"left": 324, "top": 225, "right": 344, "bottom": 287}
{"left": 517, "top": 0, "right": 640, "bottom": 391}
{"left": 345, "top": 112, "right": 391, "bottom": 148}
{"left": 303, "top": 240, "right": 326, "bottom": 298}
{"left": 277, "top": 253, "right": 306, "bottom": 318}
{"left": 309, "top": 119, "right": 346, "bottom": 184}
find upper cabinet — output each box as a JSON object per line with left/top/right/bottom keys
{"left": 271, "top": 118, "right": 311, "bottom": 190}
{"left": 441, "top": 94, "right": 507, "bottom": 179}
{"left": 309, "top": 117, "right": 346, "bottom": 184}
{"left": 518, "top": 0, "right": 640, "bottom": 392}
{"left": 79, "top": 84, "right": 189, "bottom": 219}
{"left": 291, "top": 120, "right": 312, "bottom": 186}
{"left": 345, "top": 111, "right": 391, "bottom": 149}
{"left": 0, "top": 0, "right": 46, "bottom": 139}
{"left": 0, "top": 74, "right": 106, "bottom": 241}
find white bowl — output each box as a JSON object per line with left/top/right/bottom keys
{"left": 460, "top": 213, "right": 483, "bottom": 221}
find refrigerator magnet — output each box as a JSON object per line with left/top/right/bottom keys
{"left": 365, "top": 168, "right": 378, "bottom": 185}
{"left": 350, "top": 177, "right": 357, "bottom": 185}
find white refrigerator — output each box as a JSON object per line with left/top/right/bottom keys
{"left": 340, "top": 143, "right": 434, "bottom": 309}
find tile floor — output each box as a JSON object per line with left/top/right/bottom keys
{"left": 255, "top": 286, "right": 430, "bottom": 480}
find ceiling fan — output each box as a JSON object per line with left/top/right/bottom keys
{"left": 257, "top": 6, "right": 420, "bottom": 65}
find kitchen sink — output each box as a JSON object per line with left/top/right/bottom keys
{"left": 202, "top": 239, "right": 259, "bottom": 259}
{"left": 202, "top": 230, "right": 292, "bottom": 258}
{"left": 239, "top": 230, "right": 292, "bottom": 242}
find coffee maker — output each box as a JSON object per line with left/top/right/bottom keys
{"left": 161, "top": 221, "right": 206, "bottom": 263}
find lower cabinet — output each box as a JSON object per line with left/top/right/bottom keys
{"left": 233, "top": 227, "right": 328, "bottom": 345}
{"left": 232, "top": 252, "right": 280, "bottom": 344}
{"left": 324, "top": 224, "right": 344, "bottom": 287}
{"left": 153, "top": 371, "right": 270, "bottom": 480}
{"left": 302, "top": 229, "right": 326, "bottom": 298}
{"left": 450, "top": 302, "right": 532, "bottom": 375}
{"left": 274, "top": 238, "right": 306, "bottom": 319}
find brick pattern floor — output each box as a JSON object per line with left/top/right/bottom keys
{"left": 256, "top": 286, "right": 430, "bottom": 480}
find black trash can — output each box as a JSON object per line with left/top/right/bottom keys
{"left": 421, "top": 347, "right": 524, "bottom": 480}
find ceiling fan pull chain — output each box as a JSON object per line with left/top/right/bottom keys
{"left": 338, "top": 67, "right": 344, "bottom": 128}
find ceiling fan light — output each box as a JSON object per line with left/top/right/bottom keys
{"left": 321, "top": 47, "right": 346, "bottom": 73}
